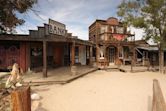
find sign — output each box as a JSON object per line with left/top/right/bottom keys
{"left": 113, "top": 34, "right": 126, "bottom": 41}
{"left": 48, "top": 19, "right": 66, "bottom": 36}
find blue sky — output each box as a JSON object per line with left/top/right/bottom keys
{"left": 16, "top": 0, "right": 144, "bottom": 40}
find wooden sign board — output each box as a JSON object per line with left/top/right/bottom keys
{"left": 48, "top": 19, "right": 66, "bottom": 36}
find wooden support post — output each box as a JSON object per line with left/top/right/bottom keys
{"left": 43, "top": 41, "right": 47, "bottom": 77}
{"left": 152, "top": 79, "right": 166, "bottom": 111}
{"left": 71, "top": 42, "right": 75, "bottom": 66}
{"left": 26, "top": 42, "right": 30, "bottom": 71}
{"left": 133, "top": 46, "right": 136, "bottom": 66}
{"left": 117, "top": 44, "right": 121, "bottom": 68}
{"left": 130, "top": 46, "right": 133, "bottom": 72}
{"left": 89, "top": 46, "right": 93, "bottom": 65}
{"left": 11, "top": 86, "right": 31, "bottom": 111}
{"left": 96, "top": 45, "right": 99, "bottom": 67}
{"left": 104, "top": 46, "right": 107, "bottom": 69}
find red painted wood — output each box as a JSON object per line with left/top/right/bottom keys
{"left": 54, "top": 47, "right": 63, "bottom": 66}
{"left": 113, "top": 34, "right": 126, "bottom": 41}
{"left": 0, "top": 46, "right": 6, "bottom": 68}
{"left": 6, "top": 45, "right": 20, "bottom": 67}
{"left": 0, "top": 44, "right": 21, "bottom": 70}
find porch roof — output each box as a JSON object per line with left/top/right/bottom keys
{"left": 0, "top": 34, "right": 95, "bottom": 46}
{"left": 137, "top": 46, "right": 158, "bottom": 51}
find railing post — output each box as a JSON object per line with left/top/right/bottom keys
{"left": 11, "top": 86, "right": 31, "bottom": 111}
{"left": 152, "top": 79, "right": 166, "bottom": 111}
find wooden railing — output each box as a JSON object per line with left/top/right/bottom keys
{"left": 152, "top": 79, "right": 166, "bottom": 111}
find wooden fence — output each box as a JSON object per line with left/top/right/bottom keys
{"left": 152, "top": 79, "right": 166, "bottom": 111}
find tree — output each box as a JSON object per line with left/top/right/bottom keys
{"left": 0, "top": 0, "right": 37, "bottom": 33}
{"left": 117, "top": 0, "right": 166, "bottom": 73}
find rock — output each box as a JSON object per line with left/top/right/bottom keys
{"left": 31, "top": 93, "right": 40, "bottom": 100}
{"left": 16, "top": 82, "right": 22, "bottom": 87}
{"left": 31, "top": 101, "right": 40, "bottom": 111}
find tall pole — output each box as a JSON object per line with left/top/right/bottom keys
{"left": 89, "top": 46, "right": 93, "bottom": 66}
{"left": 43, "top": 41, "right": 47, "bottom": 77}
{"left": 71, "top": 41, "right": 75, "bottom": 66}
{"left": 131, "top": 34, "right": 135, "bottom": 72}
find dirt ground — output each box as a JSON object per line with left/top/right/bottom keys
{"left": 32, "top": 70, "right": 166, "bottom": 111}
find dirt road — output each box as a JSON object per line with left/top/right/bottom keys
{"left": 32, "top": 70, "right": 166, "bottom": 111}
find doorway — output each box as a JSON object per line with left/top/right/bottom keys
{"left": 109, "top": 47, "right": 115, "bottom": 65}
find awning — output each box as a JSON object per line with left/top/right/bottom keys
{"left": 137, "top": 46, "right": 158, "bottom": 51}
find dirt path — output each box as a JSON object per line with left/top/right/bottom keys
{"left": 32, "top": 71, "right": 166, "bottom": 111}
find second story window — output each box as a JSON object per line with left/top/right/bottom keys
{"left": 116, "top": 26, "right": 124, "bottom": 34}
{"left": 100, "top": 25, "right": 108, "bottom": 33}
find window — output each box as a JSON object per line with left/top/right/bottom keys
{"left": 75, "top": 46, "right": 79, "bottom": 63}
{"left": 116, "top": 26, "right": 124, "bottom": 34}
{"left": 100, "top": 25, "right": 108, "bottom": 33}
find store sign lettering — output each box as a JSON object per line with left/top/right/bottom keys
{"left": 49, "top": 19, "right": 66, "bottom": 36}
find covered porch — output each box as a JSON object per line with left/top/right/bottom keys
{"left": 24, "top": 66, "right": 97, "bottom": 84}
{"left": 96, "top": 42, "right": 135, "bottom": 69}
{"left": 42, "top": 38, "right": 95, "bottom": 77}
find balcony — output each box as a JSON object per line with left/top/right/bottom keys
{"left": 98, "top": 32, "right": 135, "bottom": 43}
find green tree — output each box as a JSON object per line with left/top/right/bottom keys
{"left": 117, "top": 0, "right": 166, "bottom": 73}
{"left": 0, "top": 0, "right": 37, "bottom": 33}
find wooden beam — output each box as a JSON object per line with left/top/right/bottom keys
{"left": 152, "top": 79, "right": 166, "bottom": 111}
{"left": 133, "top": 46, "right": 136, "bottom": 66}
{"left": 11, "top": 86, "right": 31, "bottom": 111}
{"left": 71, "top": 42, "right": 75, "bottom": 66}
{"left": 96, "top": 45, "right": 99, "bottom": 67}
{"left": 43, "top": 41, "right": 47, "bottom": 77}
{"left": 89, "top": 46, "right": 93, "bottom": 65}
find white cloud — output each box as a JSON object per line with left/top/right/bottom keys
{"left": 15, "top": 21, "right": 38, "bottom": 34}
{"left": 16, "top": 0, "right": 124, "bottom": 40}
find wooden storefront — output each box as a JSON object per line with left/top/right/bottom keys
{"left": 0, "top": 27, "right": 94, "bottom": 78}
{"left": 0, "top": 41, "right": 29, "bottom": 72}
{"left": 89, "top": 17, "right": 135, "bottom": 68}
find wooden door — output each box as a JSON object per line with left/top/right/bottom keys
{"left": 109, "top": 47, "right": 115, "bottom": 64}
{"left": 6, "top": 46, "right": 20, "bottom": 67}
{"left": 0, "top": 45, "right": 20, "bottom": 69}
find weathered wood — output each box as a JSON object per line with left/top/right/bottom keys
{"left": 152, "top": 79, "right": 166, "bottom": 111}
{"left": 43, "top": 41, "right": 47, "bottom": 77}
{"left": 71, "top": 42, "right": 75, "bottom": 66}
{"left": 96, "top": 45, "right": 99, "bottom": 67}
{"left": 11, "top": 86, "right": 31, "bottom": 111}
{"left": 133, "top": 46, "right": 136, "bottom": 66}
{"left": 89, "top": 46, "right": 93, "bottom": 65}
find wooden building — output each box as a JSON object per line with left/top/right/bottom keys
{"left": 89, "top": 17, "right": 135, "bottom": 68}
{"left": 0, "top": 19, "right": 95, "bottom": 77}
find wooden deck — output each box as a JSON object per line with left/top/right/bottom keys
{"left": 105, "top": 65, "right": 152, "bottom": 73}
{"left": 23, "top": 66, "right": 98, "bottom": 85}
